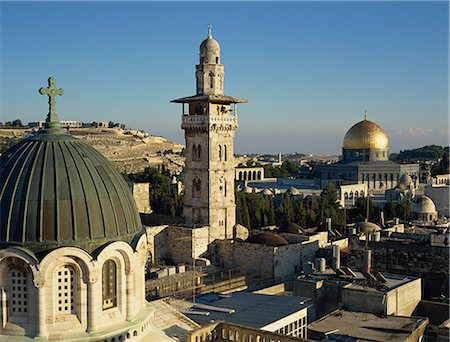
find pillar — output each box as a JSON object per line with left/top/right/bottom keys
{"left": 126, "top": 270, "right": 135, "bottom": 321}
{"left": 1, "top": 286, "right": 6, "bottom": 328}
{"left": 34, "top": 280, "right": 47, "bottom": 338}
{"left": 87, "top": 277, "right": 100, "bottom": 333}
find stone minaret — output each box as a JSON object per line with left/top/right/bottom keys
{"left": 172, "top": 26, "right": 248, "bottom": 240}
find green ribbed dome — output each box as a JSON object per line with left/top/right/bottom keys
{"left": 0, "top": 130, "right": 143, "bottom": 254}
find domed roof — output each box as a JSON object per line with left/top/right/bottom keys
{"left": 286, "top": 186, "right": 300, "bottom": 196}
{"left": 411, "top": 195, "right": 437, "bottom": 214}
{"left": 244, "top": 186, "right": 253, "bottom": 194}
{"left": 343, "top": 119, "right": 389, "bottom": 150}
{"left": 355, "top": 221, "right": 382, "bottom": 234}
{"left": 199, "top": 26, "right": 220, "bottom": 64}
{"left": 262, "top": 188, "right": 273, "bottom": 196}
{"left": 0, "top": 78, "right": 143, "bottom": 254}
{"left": 246, "top": 232, "right": 289, "bottom": 247}
{"left": 281, "top": 222, "right": 305, "bottom": 235}
{"left": 398, "top": 174, "right": 413, "bottom": 190}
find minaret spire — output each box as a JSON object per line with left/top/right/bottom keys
{"left": 207, "top": 24, "right": 212, "bottom": 38}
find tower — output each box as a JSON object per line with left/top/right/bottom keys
{"left": 172, "top": 26, "right": 248, "bottom": 240}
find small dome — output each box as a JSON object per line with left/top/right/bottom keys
{"left": 262, "top": 188, "right": 273, "bottom": 196}
{"left": 281, "top": 222, "right": 305, "bottom": 235}
{"left": 355, "top": 221, "right": 382, "bottom": 234}
{"left": 0, "top": 129, "right": 143, "bottom": 254}
{"left": 343, "top": 119, "right": 389, "bottom": 150}
{"left": 411, "top": 195, "right": 437, "bottom": 214}
{"left": 199, "top": 28, "right": 220, "bottom": 64}
{"left": 247, "top": 232, "right": 289, "bottom": 247}
{"left": 286, "top": 186, "right": 300, "bottom": 195}
{"left": 399, "top": 174, "right": 413, "bottom": 187}
{"left": 244, "top": 186, "right": 253, "bottom": 194}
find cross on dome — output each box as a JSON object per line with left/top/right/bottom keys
{"left": 364, "top": 110, "right": 368, "bottom": 121}
{"left": 39, "top": 76, "right": 64, "bottom": 126}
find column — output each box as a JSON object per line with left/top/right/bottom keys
{"left": 1, "top": 286, "right": 6, "bottom": 328}
{"left": 126, "top": 270, "right": 135, "bottom": 321}
{"left": 87, "top": 276, "right": 100, "bottom": 333}
{"left": 34, "top": 280, "right": 47, "bottom": 338}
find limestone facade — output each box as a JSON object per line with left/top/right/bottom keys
{"left": 130, "top": 182, "right": 152, "bottom": 214}
{"left": 0, "top": 234, "right": 152, "bottom": 341}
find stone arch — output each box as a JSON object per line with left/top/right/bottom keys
{"left": 0, "top": 253, "right": 38, "bottom": 335}
{"left": 253, "top": 170, "right": 257, "bottom": 180}
{"left": 258, "top": 171, "right": 262, "bottom": 180}
{"left": 239, "top": 171, "right": 243, "bottom": 181}
{"left": 209, "top": 72, "right": 214, "bottom": 89}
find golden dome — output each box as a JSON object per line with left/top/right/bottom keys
{"left": 343, "top": 119, "right": 389, "bottom": 150}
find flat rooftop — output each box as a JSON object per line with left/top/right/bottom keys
{"left": 308, "top": 310, "right": 428, "bottom": 342}
{"left": 184, "top": 291, "right": 311, "bottom": 329}
{"left": 344, "top": 273, "right": 418, "bottom": 293}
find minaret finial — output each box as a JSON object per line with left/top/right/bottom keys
{"left": 39, "top": 76, "right": 64, "bottom": 132}
{"left": 364, "top": 110, "right": 368, "bottom": 121}
{"left": 208, "top": 24, "right": 212, "bottom": 38}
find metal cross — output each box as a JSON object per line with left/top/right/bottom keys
{"left": 39, "top": 76, "right": 64, "bottom": 123}
{"left": 364, "top": 110, "right": 368, "bottom": 120}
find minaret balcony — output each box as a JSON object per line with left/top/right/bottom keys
{"left": 181, "top": 114, "right": 238, "bottom": 129}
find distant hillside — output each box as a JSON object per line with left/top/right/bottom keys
{"left": 0, "top": 128, "right": 185, "bottom": 174}
{"left": 391, "top": 145, "right": 449, "bottom": 162}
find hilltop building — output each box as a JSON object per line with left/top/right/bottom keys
{"left": 315, "top": 116, "right": 419, "bottom": 195}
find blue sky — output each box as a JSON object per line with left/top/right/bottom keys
{"left": 1, "top": 1, "right": 448, "bottom": 154}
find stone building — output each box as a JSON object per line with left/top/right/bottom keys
{"left": 171, "top": 26, "right": 247, "bottom": 240}
{"left": 315, "top": 116, "right": 419, "bottom": 194}
{"left": 0, "top": 77, "right": 172, "bottom": 341}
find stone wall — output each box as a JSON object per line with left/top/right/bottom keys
{"left": 212, "top": 240, "right": 275, "bottom": 281}
{"left": 145, "top": 225, "right": 210, "bottom": 266}
{"left": 131, "top": 183, "right": 151, "bottom": 214}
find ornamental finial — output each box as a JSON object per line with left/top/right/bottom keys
{"left": 208, "top": 24, "right": 212, "bottom": 38}
{"left": 39, "top": 76, "right": 64, "bottom": 131}
{"left": 364, "top": 110, "right": 368, "bottom": 121}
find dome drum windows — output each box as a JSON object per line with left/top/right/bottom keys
{"left": 56, "top": 265, "right": 76, "bottom": 315}
{"left": 102, "top": 260, "right": 117, "bottom": 310}
{"left": 8, "top": 268, "right": 28, "bottom": 318}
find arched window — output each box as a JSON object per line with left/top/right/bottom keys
{"left": 193, "top": 145, "right": 197, "bottom": 161}
{"left": 8, "top": 268, "right": 28, "bottom": 318}
{"left": 239, "top": 171, "right": 242, "bottom": 180}
{"left": 102, "top": 260, "right": 117, "bottom": 310}
{"left": 224, "top": 145, "right": 227, "bottom": 161}
{"left": 218, "top": 145, "right": 222, "bottom": 161}
{"left": 216, "top": 57, "right": 219, "bottom": 64}
{"left": 209, "top": 72, "right": 214, "bottom": 88}
{"left": 224, "top": 179, "right": 227, "bottom": 197}
{"left": 258, "top": 171, "right": 262, "bottom": 180}
{"left": 253, "top": 171, "right": 256, "bottom": 180}
{"left": 56, "top": 265, "right": 76, "bottom": 315}
{"left": 197, "top": 144, "right": 201, "bottom": 161}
